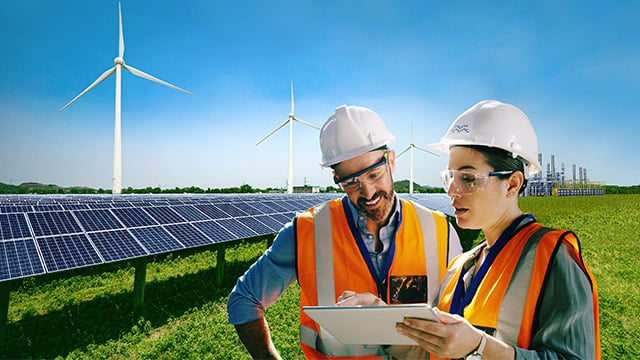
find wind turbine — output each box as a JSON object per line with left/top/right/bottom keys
{"left": 256, "top": 81, "right": 320, "bottom": 194}
{"left": 59, "top": 2, "right": 194, "bottom": 195}
{"left": 396, "top": 121, "right": 439, "bottom": 194}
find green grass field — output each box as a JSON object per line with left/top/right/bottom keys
{"left": 2, "top": 194, "right": 639, "bottom": 359}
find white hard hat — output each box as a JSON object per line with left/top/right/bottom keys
{"left": 319, "top": 105, "right": 395, "bottom": 167}
{"left": 429, "top": 100, "right": 542, "bottom": 179}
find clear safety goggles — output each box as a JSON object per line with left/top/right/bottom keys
{"left": 440, "top": 169, "right": 514, "bottom": 194}
{"left": 333, "top": 152, "right": 389, "bottom": 192}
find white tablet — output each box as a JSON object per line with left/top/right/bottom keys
{"left": 302, "top": 304, "right": 438, "bottom": 345}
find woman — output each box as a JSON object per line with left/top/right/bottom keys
{"left": 393, "top": 100, "right": 600, "bottom": 359}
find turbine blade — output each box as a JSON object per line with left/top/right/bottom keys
{"left": 290, "top": 80, "right": 294, "bottom": 115}
{"left": 124, "top": 64, "right": 195, "bottom": 96}
{"left": 59, "top": 67, "right": 116, "bottom": 111}
{"left": 118, "top": 2, "right": 124, "bottom": 58}
{"left": 414, "top": 144, "right": 440, "bottom": 157}
{"left": 396, "top": 146, "right": 411, "bottom": 158}
{"left": 293, "top": 117, "right": 321, "bottom": 130}
{"left": 256, "top": 119, "right": 289, "bottom": 145}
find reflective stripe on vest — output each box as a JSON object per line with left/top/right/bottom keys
{"left": 435, "top": 222, "right": 600, "bottom": 359}
{"left": 297, "top": 198, "right": 450, "bottom": 358}
{"left": 314, "top": 201, "right": 335, "bottom": 306}
{"left": 413, "top": 202, "right": 450, "bottom": 304}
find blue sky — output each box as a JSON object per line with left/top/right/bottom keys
{"left": 1, "top": 1, "right": 638, "bottom": 190}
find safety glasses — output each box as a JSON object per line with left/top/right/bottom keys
{"left": 334, "top": 152, "right": 389, "bottom": 192}
{"left": 440, "top": 169, "right": 514, "bottom": 194}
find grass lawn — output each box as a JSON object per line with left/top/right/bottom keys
{"left": 2, "top": 194, "right": 638, "bottom": 359}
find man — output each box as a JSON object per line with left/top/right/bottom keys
{"left": 227, "top": 105, "right": 462, "bottom": 359}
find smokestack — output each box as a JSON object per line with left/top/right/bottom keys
{"left": 551, "top": 155, "right": 556, "bottom": 181}
{"left": 538, "top": 153, "right": 543, "bottom": 179}
{"left": 538, "top": 153, "right": 543, "bottom": 165}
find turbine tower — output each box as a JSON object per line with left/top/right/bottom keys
{"left": 256, "top": 81, "right": 320, "bottom": 194}
{"left": 396, "top": 121, "right": 439, "bottom": 194}
{"left": 60, "top": 2, "right": 194, "bottom": 194}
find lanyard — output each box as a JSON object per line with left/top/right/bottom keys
{"left": 449, "top": 214, "right": 536, "bottom": 316}
{"left": 342, "top": 196, "right": 401, "bottom": 302}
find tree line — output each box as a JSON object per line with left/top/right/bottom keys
{"left": 604, "top": 185, "right": 640, "bottom": 194}
{"left": 3, "top": 181, "right": 638, "bottom": 195}
{"left": 0, "top": 181, "right": 446, "bottom": 195}
{"left": 0, "top": 182, "right": 336, "bottom": 195}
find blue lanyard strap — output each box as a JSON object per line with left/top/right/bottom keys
{"left": 449, "top": 214, "right": 536, "bottom": 316}
{"left": 342, "top": 196, "right": 401, "bottom": 302}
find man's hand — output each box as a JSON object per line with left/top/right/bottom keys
{"left": 336, "top": 290, "right": 386, "bottom": 306}
{"left": 395, "top": 307, "right": 504, "bottom": 359}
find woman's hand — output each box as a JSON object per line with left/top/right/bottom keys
{"left": 395, "top": 307, "right": 482, "bottom": 359}
{"left": 336, "top": 290, "right": 386, "bottom": 306}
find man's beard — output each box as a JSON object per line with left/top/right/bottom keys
{"left": 355, "top": 189, "right": 395, "bottom": 223}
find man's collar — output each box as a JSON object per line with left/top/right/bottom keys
{"left": 345, "top": 192, "right": 400, "bottom": 229}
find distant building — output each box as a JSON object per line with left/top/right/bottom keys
{"left": 525, "top": 152, "right": 604, "bottom": 197}
{"left": 293, "top": 185, "right": 320, "bottom": 193}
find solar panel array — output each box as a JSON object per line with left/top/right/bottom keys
{"left": 0, "top": 193, "right": 453, "bottom": 282}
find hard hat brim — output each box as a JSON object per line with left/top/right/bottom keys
{"left": 428, "top": 139, "right": 542, "bottom": 178}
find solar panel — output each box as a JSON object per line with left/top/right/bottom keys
{"left": 130, "top": 201, "right": 154, "bottom": 207}
{"left": 171, "top": 205, "right": 209, "bottom": 221}
{"left": 33, "top": 204, "right": 64, "bottom": 212}
{"left": 283, "top": 212, "right": 298, "bottom": 220}
{"left": 402, "top": 194, "right": 453, "bottom": 215}
{"left": 192, "top": 221, "right": 236, "bottom": 243}
{"left": 112, "top": 201, "right": 134, "bottom": 208}
{"left": 111, "top": 208, "right": 157, "bottom": 228}
{"left": 251, "top": 214, "right": 285, "bottom": 232}
{"left": 164, "top": 223, "right": 213, "bottom": 247}
{"left": 245, "top": 201, "right": 278, "bottom": 214}
{"left": 268, "top": 213, "right": 295, "bottom": 228}
{"left": 87, "top": 202, "right": 112, "bottom": 209}
{"left": 236, "top": 216, "right": 275, "bottom": 236}
{"left": 260, "top": 201, "right": 289, "bottom": 213}
{"left": 296, "top": 199, "right": 316, "bottom": 208}
{"left": 296, "top": 199, "right": 318, "bottom": 209}
{"left": 0, "top": 193, "right": 454, "bottom": 283}
{"left": 63, "top": 203, "right": 90, "bottom": 211}
{"left": 143, "top": 206, "right": 186, "bottom": 225}
{"left": 0, "top": 239, "right": 45, "bottom": 281}
{"left": 129, "top": 227, "right": 184, "bottom": 254}
{"left": 74, "top": 209, "right": 123, "bottom": 232}
{"left": 195, "top": 204, "right": 229, "bottom": 220}
{"left": 216, "top": 218, "right": 258, "bottom": 239}
{"left": 37, "top": 234, "right": 102, "bottom": 272}
{"left": 27, "top": 211, "right": 82, "bottom": 237}
{"left": 88, "top": 230, "right": 147, "bottom": 262}
{"left": 0, "top": 213, "right": 31, "bottom": 240}
{"left": 278, "top": 201, "right": 304, "bottom": 212}
{"left": 232, "top": 202, "right": 263, "bottom": 216}
{"left": 214, "top": 203, "right": 249, "bottom": 218}
{"left": 0, "top": 205, "right": 33, "bottom": 214}
{"left": 172, "top": 197, "right": 196, "bottom": 205}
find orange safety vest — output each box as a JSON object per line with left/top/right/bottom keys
{"left": 435, "top": 221, "right": 600, "bottom": 359}
{"left": 296, "top": 197, "right": 453, "bottom": 359}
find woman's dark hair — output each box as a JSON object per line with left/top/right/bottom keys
{"left": 459, "top": 145, "right": 528, "bottom": 194}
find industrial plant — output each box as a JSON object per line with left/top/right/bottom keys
{"left": 525, "top": 153, "right": 605, "bottom": 196}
